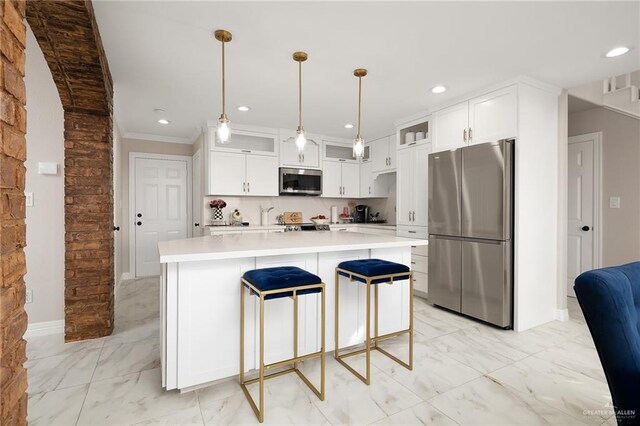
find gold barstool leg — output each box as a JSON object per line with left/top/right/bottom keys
{"left": 293, "top": 291, "right": 298, "bottom": 370}
{"left": 321, "top": 284, "right": 326, "bottom": 400}
{"left": 334, "top": 270, "right": 340, "bottom": 360}
{"left": 259, "top": 293, "right": 265, "bottom": 423}
{"left": 334, "top": 269, "right": 414, "bottom": 385}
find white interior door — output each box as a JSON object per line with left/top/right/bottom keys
{"left": 192, "top": 150, "right": 202, "bottom": 236}
{"left": 567, "top": 136, "right": 595, "bottom": 297}
{"left": 135, "top": 157, "right": 188, "bottom": 277}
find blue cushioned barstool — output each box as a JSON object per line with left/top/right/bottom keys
{"left": 240, "top": 266, "right": 325, "bottom": 423}
{"left": 335, "top": 259, "right": 413, "bottom": 385}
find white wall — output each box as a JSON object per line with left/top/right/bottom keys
{"left": 24, "top": 27, "right": 65, "bottom": 324}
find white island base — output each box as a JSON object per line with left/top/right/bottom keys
{"left": 159, "top": 232, "right": 426, "bottom": 391}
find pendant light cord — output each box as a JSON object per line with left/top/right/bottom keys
{"left": 298, "top": 60, "right": 303, "bottom": 130}
{"left": 357, "top": 76, "right": 362, "bottom": 138}
{"left": 221, "top": 40, "right": 226, "bottom": 117}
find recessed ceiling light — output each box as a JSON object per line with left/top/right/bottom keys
{"left": 344, "top": 123, "right": 354, "bottom": 129}
{"left": 431, "top": 85, "right": 447, "bottom": 94}
{"left": 237, "top": 106, "right": 250, "bottom": 112}
{"left": 157, "top": 119, "right": 170, "bottom": 125}
{"left": 605, "top": 46, "right": 630, "bottom": 58}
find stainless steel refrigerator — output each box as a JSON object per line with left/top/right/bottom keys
{"left": 428, "top": 139, "right": 514, "bottom": 328}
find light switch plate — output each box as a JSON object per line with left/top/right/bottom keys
{"left": 25, "top": 192, "right": 33, "bottom": 207}
{"left": 610, "top": 196, "right": 621, "bottom": 209}
{"left": 38, "top": 162, "right": 58, "bottom": 175}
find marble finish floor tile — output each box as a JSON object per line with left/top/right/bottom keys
{"left": 26, "top": 347, "right": 101, "bottom": 393}
{"left": 27, "top": 384, "right": 89, "bottom": 425}
{"left": 430, "top": 327, "right": 529, "bottom": 374}
{"left": 77, "top": 368, "right": 199, "bottom": 425}
{"left": 131, "top": 406, "right": 204, "bottom": 426}
{"left": 488, "top": 356, "right": 612, "bottom": 425}
{"left": 414, "top": 302, "right": 479, "bottom": 330}
{"left": 430, "top": 376, "right": 589, "bottom": 425}
{"left": 533, "top": 339, "right": 606, "bottom": 383}
{"left": 200, "top": 371, "right": 329, "bottom": 425}
{"left": 370, "top": 338, "right": 482, "bottom": 401}
{"left": 93, "top": 339, "right": 160, "bottom": 381}
{"left": 102, "top": 317, "right": 160, "bottom": 347}
{"left": 27, "top": 332, "right": 104, "bottom": 360}
{"left": 413, "top": 310, "right": 461, "bottom": 340}
{"left": 296, "top": 356, "right": 422, "bottom": 425}
{"left": 469, "top": 321, "right": 570, "bottom": 355}
{"left": 371, "top": 401, "right": 459, "bottom": 425}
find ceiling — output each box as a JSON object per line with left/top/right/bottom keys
{"left": 92, "top": 1, "right": 640, "bottom": 143}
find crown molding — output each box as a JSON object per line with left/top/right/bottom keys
{"left": 122, "top": 132, "right": 194, "bottom": 145}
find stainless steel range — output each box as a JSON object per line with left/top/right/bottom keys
{"left": 284, "top": 223, "right": 331, "bottom": 232}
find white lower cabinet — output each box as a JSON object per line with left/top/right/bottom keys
{"left": 167, "top": 246, "right": 411, "bottom": 390}
{"left": 411, "top": 245, "right": 428, "bottom": 297}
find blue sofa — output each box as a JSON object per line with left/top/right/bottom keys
{"left": 574, "top": 262, "right": 640, "bottom": 425}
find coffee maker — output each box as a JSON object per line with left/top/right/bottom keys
{"left": 354, "top": 205, "right": 369, "bottom": 223}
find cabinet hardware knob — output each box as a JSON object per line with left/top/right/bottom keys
{"left": 243, "top": 182, "right": 246, "bottom": 192}
{"left": 195, "top": 223, "right": 200, "bottom": 227}
{"left": 136, "top": 221, "right": 142, "bottom": 226}
{"left": 463, "top": 129, "right": 468, "bottom": 142}
{"left": 137, "top": 213, "right": 142, "bottom": 218}
{"left": 469, "top": 128, "right": 473, "bottom": 141}
{"left": 408, "top": 231, "right": 417, "bottom": 234}
{"left": 113, "top": 226, "right": 120, "bottom": 231}
{"left": 582, "top": 225, "right": 590, "bottom": 231}
{"left": 241, "top": 150, "right": 251, "bottom": 153}
{"left": 247, "top": 182, "right": 250, "bottom": 192}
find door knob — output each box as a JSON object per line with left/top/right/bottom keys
{"left": 582, "top": 226, "right": 590, "bottom": 231}
{"left": 137, "top": 213, "right": 142, "bottom": 218}
{"left": 137, "top": 221, "right": 142, "bottom": 226}
{"left": 195, "top": 223, "right": 200, "bottom": 227}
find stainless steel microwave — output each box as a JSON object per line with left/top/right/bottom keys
{"left": 279, "top": 167, "right": 322, "bottom": 196}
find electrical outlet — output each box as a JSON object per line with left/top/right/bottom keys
{"left": 26, "top": 290, "right": 33, "bottom": 304}
{"left": 25, "top": 192, "right": 34, "bottom": 207}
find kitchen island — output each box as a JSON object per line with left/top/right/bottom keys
{"left": 158, "top": 231, "right": 426, "bottom": 391}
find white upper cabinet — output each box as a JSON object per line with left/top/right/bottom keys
{"left": 468, "top": 86, "right": 517, "bottom": 145}
{"left": 433, "top": 101, "right": 469, "bottom": 153}
{"left": 322, "top": 161, "right": 359, "bottom": 198}
{"left": 279, "top": 129, "right": 320, "bottom": 169}
{"left": 210, "top": 124, "right": 278, "bottom": 157}
{"left": 367, "top": 135, "right": 395, "bottom": 172}
{"left": 341, "top": 163, "right": 360, "bottom": 198}
{"left": 432, "top": 85, "right": 517, "bottom": 153}
{"left": 323, "top": 140, "right": 359, "bottom": 163}
{"left": 397, "top": 116, "right": 431, "bottom": 150}
{"left": 209, "top": 151, "right": 246, "bottom": 196}
{"left": 209, "top": 151, "right": 278, "bottom": 197}
{"left": 245, "top": 155, "right": 279, "bottom": 196}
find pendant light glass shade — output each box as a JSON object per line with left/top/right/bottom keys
{"left": 352, "top": 68, "right": 367, "bottom": 159}
{"left": 217, "top": 116, "right": 230, "bottom": 143}
{"left": 215, "top": 30, "right": 232, "bottom": 144}
{"left": 293, "top": 52, "right": 308, "bottom": 153}
{"left": 295, "top": 128, "right": 307, "bottom": 152}
{"left": 353, "top": 136, "right": 364, "bottom": 157}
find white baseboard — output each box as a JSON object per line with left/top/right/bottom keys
{"left": 119, "top": 272, "right": 131, "bottom": 283}
{"left": 24, "top": 320, "right": 64, "bottom": 338}
{"left": 555, "top": 308, "right": 570, "bottom": 322}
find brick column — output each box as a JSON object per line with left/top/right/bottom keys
{"left": 0, "top": 0, "right": 28, "bottom": 423}
{"left": 64, "top": 111, "right": 114, "bottom": 342}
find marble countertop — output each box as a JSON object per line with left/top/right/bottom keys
{"left": 205, "top": 223, "right": 396, "bottom": 230}
{"left": 159, "top": 231, "right": 425, "bottom": 263}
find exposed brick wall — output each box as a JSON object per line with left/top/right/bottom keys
{"left": 26, "top": 0, "right": 114, "bottom": 342}
{"left": 64, "top": 112, "right": 114, "bottom": 341}
{"left": 0, "top": 0, "right": 29, "bottom": 423}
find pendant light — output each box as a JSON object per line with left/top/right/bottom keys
{"left": 293, "top": 51, "right": 308, "bottom": 153}
{"left": 215, "top": 29, "right": 232, "bottom": 144}
{"left": 352, "top": 68, "right": 367, "bottom": 158}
